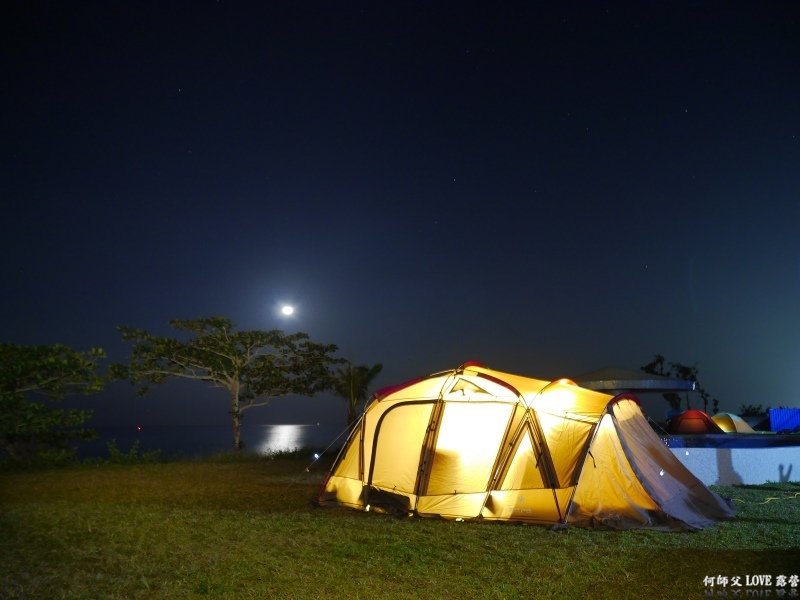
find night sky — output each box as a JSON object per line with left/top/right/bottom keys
{"left": 2, "top": 2, "right": 799, "bottom": 430}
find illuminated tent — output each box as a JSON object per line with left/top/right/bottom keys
{"left": 711, "top": 412, "right": 756, "bottom": 434}
{"left": 667, "top": 409, "right": 725, "bottom": 434}
{"left": 316, "top": 362, "right": 734, "bottom": 531}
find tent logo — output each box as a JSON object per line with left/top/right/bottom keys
{"left": 513, "top": 496, "right": 532, "bottom": 514}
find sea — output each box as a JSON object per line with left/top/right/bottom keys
{"left": 79, "top": 421, "right": 349, "bottom": 460}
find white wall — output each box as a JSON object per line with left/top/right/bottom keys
{"left": 670, "top": 447, "right": 800, "bottom": 486}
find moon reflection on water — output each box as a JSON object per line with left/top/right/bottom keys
{"left": 256, "top": 424, "right": 321, "bottom": 454}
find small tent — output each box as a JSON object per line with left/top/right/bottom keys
{"left": 711, "top": 412, "right": 756, "bottom": 434}
{"left": 667, "top": 409, "right": 725, "bottom": 434}
{"left": 316, "top": 362, "right": 734, "bottom": 531}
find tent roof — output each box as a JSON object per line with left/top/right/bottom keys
{"left": 711, "top": 412, "right": 756, "bottom": 433}
{"left": 573, "top": 367, "right": 696, "bottom": 393}
{"left": 668, "top": 409, "right": 725, "bottom": 434}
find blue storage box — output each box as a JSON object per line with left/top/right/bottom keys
{"left": 769, "top": 408, "right": 800, "bottom": 432}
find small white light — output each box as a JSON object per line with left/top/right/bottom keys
{"left": 659, "top": 469, "right": 665, "bottom": 476}
{"left": 365, "top": 504, "right": 371, "bottom": 512}
{"left": 685, "top": 451, "right": 689, "bottom": 456}
{"left": 281, "top": 305, "right": 294, "bottom": 316}
{"left": 313, "top": 453, "right": 320, "bottom": 459}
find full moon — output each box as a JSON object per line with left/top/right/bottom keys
{"left": 281, "top": 305, "right": 294, "bottom": 316}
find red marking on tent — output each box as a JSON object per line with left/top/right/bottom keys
{"left": 460, "top": 360, "right": 486, "bottom": 369}
{"left": 373, "top": 376, "right": 429, "bottom": 401}
{"left": 313, "top": 472, "right": 332, "bottom": 506}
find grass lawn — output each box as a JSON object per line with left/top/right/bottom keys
{"left": 1, "top": 454, "right": 799, "bottom": 599}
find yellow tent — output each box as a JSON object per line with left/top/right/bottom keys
{"left": 316, "top": 362, "right": 734, "bottom": 531}
{"left": 711, "top": 412, "right": 756, "bottom": 433}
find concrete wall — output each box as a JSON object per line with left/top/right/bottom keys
{"left": 670, "top": 446, "right": 800, "bottom": 486}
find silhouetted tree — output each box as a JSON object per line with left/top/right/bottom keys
{"left": 332, "top": 361, "right": 383, "bottom": 430}
{"left": 739, "top": 404, "right": 769, "bottom": 417}
{"left": 640, "top": 355, "right": 681, "bottom": 411}
{"left": 1, "top": 343, "right": 105, "bottom": 463}
{"left": 641, "top": 354, "right": 719, "bottom": 412}
{"left": 112, "top": 317, "right": 341, "bottom": 451}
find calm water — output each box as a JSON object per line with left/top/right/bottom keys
{"left": 80, "top": 422, "right": 349, "bottom": 459}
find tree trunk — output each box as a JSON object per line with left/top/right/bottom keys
{"left": 231, "top": 396, "right": 242, "bottom": 452}
{"left": 1, "top": 440, "right": 20, "bottom": 462}
{"left": 347, "top": 401, "right": 356, "bottom": 431}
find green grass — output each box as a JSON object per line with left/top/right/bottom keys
{"left": 1, "top": 456, "right": 798, "bottom": 599}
